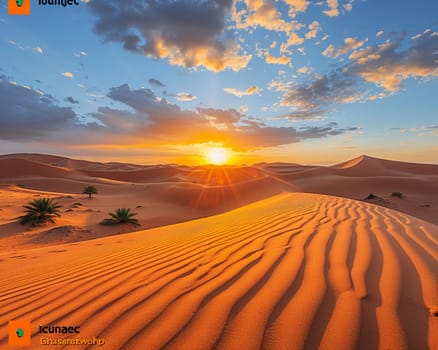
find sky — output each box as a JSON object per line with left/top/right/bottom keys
{"left": 0, "top": 0, "right": 437, "bottom": 165}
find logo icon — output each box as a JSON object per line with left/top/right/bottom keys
{"left": 8, "top": 320, "right": 31, "bottom": 346}
{"left": 8, "top": 0, "right": 30, "bottom": 15}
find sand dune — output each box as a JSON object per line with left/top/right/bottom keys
{"left": 0, "top": 193, "right": 437, "bottom": 349}
{"left": 0, "top": 153, "right": 437, "bottom": 253}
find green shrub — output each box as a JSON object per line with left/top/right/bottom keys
{"left": 100, "top": 208, "right": 140, "bottom": 226}
{"left": 83, "top": 185, "right": 98, "bottom": 199}
{"left": 19, "top": 198, "right": 62, "bottom": 226}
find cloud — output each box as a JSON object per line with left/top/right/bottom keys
{"left": 197, "top": 107, "right": 241, "bottom": 125}
{"left": 344, "top": 2, "right": 353, "bottom": 11}
{"left": 234, "top": 0, "right": 302, "bottom": 34}
{"left": 34, "top": 47, "right": 43, "bottom": 54}
{"left": 322, "top": 37, "right": 367, "bottom": 58}
{"left": 305, "top": 21, "right": 320, "bottom": 40}
{"left": 148, "top": 78, "right": 166, "bottom": 88}
{"left": 74, "top": 51, "right": 87, "bottom": 57}
{"left": 91, "top": 84, "right": 356, "bottom": 150}
{"left": 271, "top": 29, "right": 438, "bottom": 116}
{"left": 283, "top": 110, "right": 328, "bottom": 121}
{"left": 284, "top": 0, "right": 309, "bottom": 16}
{"left": 0, "top": 77, "right": 357, "bottom": 152}
{"left": 376, "top": 30, "right": 384, "bottom": 37}
{"left": 161, "top": 89, "right": 197, "bottom": 101}
{"left": 62, "top": 71, "right": 74, "bottom": 78}
{"left": 224, "top": 85, "right": 260, "bottom": 97}
{"left": 175, "top": 92, "right": 197, "bottom": 101}
{"left": 88, "top": 0, "right": 251, "bottom": 72}
{"left": 265, "top": 51, "right": 290, "bottom": 65}
{"left": 323, "top": 0, "right": 339, "bottom": 17}
{"left": 277, "top": 72, "right": 358, "bottom": 111}
{"left": 0, "top": 76, "right": 76, "bottom": 141}
{"left": 297, "top": 66, "right": 311, "bottom": 74}
{"left": 65, "top": 96, "right": 79, "bottom": 104}
{"left": 8, "top": 40, "right": 24, "bottom": 50}
{"left": 280, "top": 33, "right": 305, "bottom": 53}
{"left": 350, "top": 30, "right": 438, "bottom": 92}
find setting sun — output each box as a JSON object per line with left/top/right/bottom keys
{"left": 205, "top": 147, "right": 230, "bottom": 165}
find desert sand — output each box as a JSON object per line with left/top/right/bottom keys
{"left": 0, "top": 153, "right": 437, "bottom": 349}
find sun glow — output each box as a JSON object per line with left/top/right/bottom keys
{"left": 205, "top": 147, "right": 230, "bottom": 165}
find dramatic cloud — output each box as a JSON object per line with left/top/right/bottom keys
{"left": 65, "top": 96, "right": 79, "bottom": 104}
{"left": 91, "top": 84, "right": 355, "bottom": 149}
{"left": 88, "top": 0, "right": 251, "bottom": 72}
{"left": 0, "top": 76, "right": 357, "bottom": 151}
{"left": 272, "top": 29, "right": 438, "bottom": 115}
{"left": 349, "top": 30, "right": 438, "bottom": 92}
{"left": 148, "top": 78, "right": 166, "bottom": 88}
{"left": 224, "top": 85, "right": 260, "bottom": 97}
{"left": 322, "top": 37, "right": 367, "bottom": 58}
{"left": 0, "top": 76, "right": 76, "bottom": 140}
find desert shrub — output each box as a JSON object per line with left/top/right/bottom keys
{"left": 100, "top": 208, "right": 140, "bottom": 226}
{"left": 19, "top": 198, "right": 62, "bottom": 226}
{"left": 83, "top": 185, "right": 98, "bottom": 199}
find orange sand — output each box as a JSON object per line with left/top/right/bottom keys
{"left": 0, "top": 154, "right": 437, "bottom": 349}
{"left": 0, "top": 193, "right": 437, "bottom": 349}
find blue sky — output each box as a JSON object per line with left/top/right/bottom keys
{"left": 0, "top": 0, "right": 437, "bottom": 164}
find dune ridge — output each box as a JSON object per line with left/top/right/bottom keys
{"left": 1, "top": 193, "right": 437, "bottom": 349}
{"left": 1, "top": 153, "right": 437, "bottom": 229}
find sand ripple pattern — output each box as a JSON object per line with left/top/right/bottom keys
{"left": 0, "top": 193, "right": 437, "bottom": 349}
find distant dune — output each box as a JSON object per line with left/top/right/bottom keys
{"left": 0, "top": 193, "right": 437, "bottom": 349}
{"left": 0, "top": 153, "right": 437, "bottom": 247}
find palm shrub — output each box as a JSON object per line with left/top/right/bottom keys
{"left": 19, "top": 198, "right": 62, "bottom": 226}
{"left": 100, "top": 208, "right": 140, "bottom": 226}
{"left": 83, "top": 185, "right": 98, "bottom": 199}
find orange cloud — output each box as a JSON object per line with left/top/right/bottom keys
{"left": 305, "top": 21, "right": 320, "bottom": 39}
{"left": 322, "top": 37, "right": 367, "bottom": 58}
{"left": 265, "top": 51, "right": 290, "bottom": 65}
{"left": 280, "top": 33, "right": 304, "bottom": 53}
{"left": 234, "top": 0, "right": 302, "bottom": 34}
{"left": 284, "top": 0, "right": 309, "bottom": 16}
{"left": 224, "top": 85, "right": 260, "bottom": 97}
{"left": 350, "top": 31, "right": 438, "bottom": 92}
{"left": 62, "top": 71, "right": 74, "bottom": 78}
{"left": 323, "top": 0, "right": 339, "bottom": 17}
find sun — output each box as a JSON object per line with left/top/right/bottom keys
{"left": 205, "top": 147, "right": 230, "bottom": 165}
